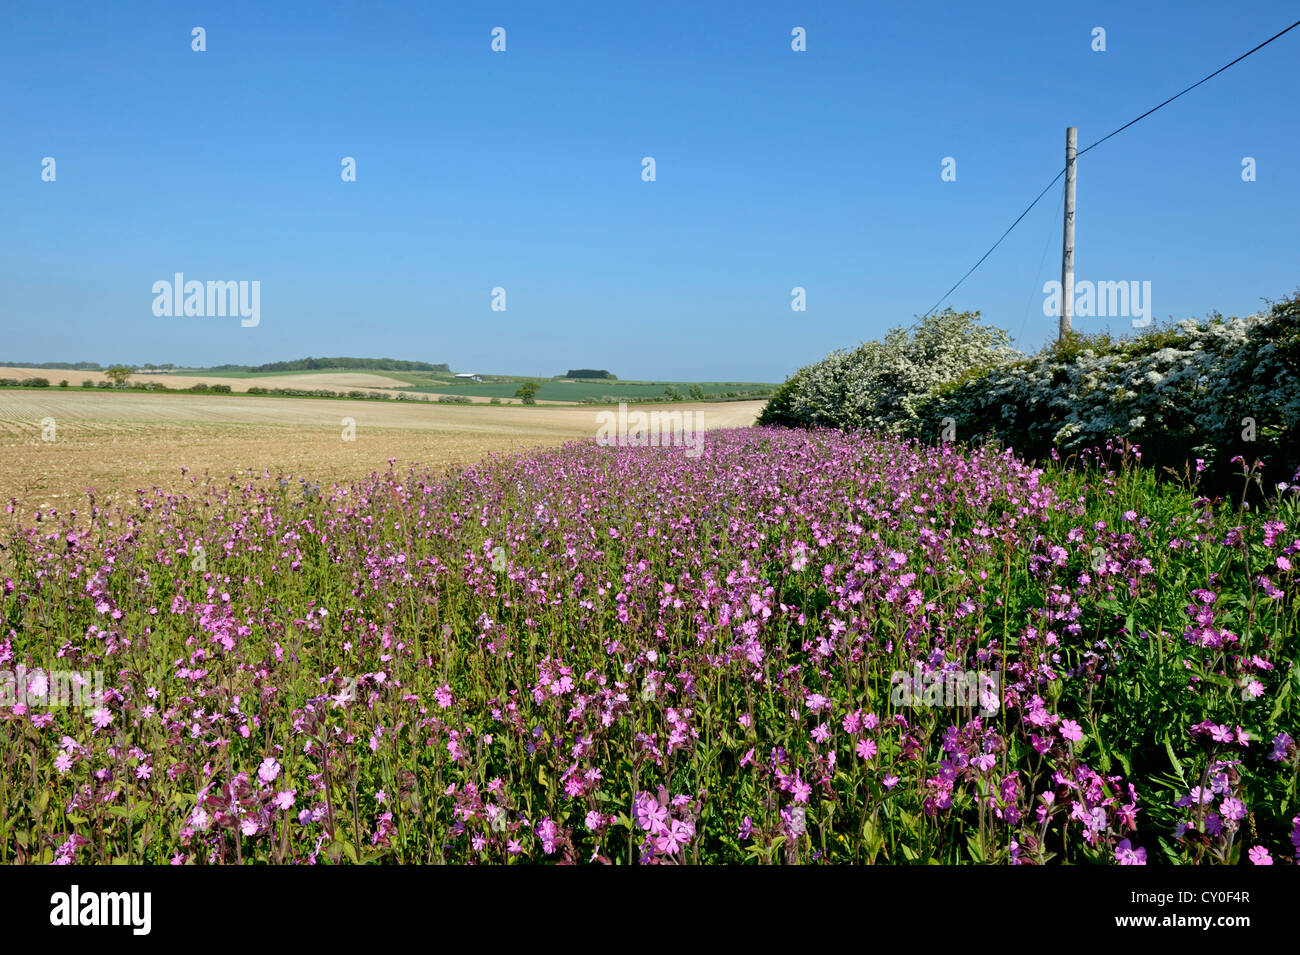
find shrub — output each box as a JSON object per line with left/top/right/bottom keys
{"left": 911, "top": 291, "right": 1300, "bottom": 490}
{"left": 755, "top": 371, "right": 806, "bottom": 426}
{"left": 760, "top": 308, "right": 1017, "bottom": 431}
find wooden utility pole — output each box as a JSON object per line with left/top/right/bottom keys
{"left": 1059, "top": 126, "right": 1077, "bottom": 342}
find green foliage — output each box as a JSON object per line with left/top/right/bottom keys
{"left": 564, "top": 369, "right": 617, "bottom": 380}
{"left": 0, "top": 361, "right": 103, "bottom": 371}
{"left": 514, "top": 381, "right": 540, "bottom": 405}
{"left": 104, "top": 365, "right": 133, "bottom": 386}
{"left": 0, "top": 377, "right": 51, "bottom": 388}
{"left": 756, "top": 371, "right": 806, "bottom": 426}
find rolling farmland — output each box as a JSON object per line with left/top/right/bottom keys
{"left": 0, "top": 389, "right": 764, "bottom": 505}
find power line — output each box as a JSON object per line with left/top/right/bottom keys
{"left": 920, "top": 168, "right": 1064, "bottom": 319}
{"left": 1077, "top": 18, "right": 1300, "bottom": 157}
{"left": 919, "top": 17, "right": 1300, "bottom": 320}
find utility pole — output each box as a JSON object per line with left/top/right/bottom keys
{"left": 1059, "top": 126, "right": 1077, "bottom": 343}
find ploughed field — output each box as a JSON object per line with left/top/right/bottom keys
{"left": 1, "top": 426, "right": 1297, "bottom": 864}
{"left": 0, "top": 390, "right": 762, "bottom": 504}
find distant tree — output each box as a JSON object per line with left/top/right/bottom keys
{"left": 514, "top": 381, "right": 540, "bottom": 405}
{"left": 688, "top": 384, "right": 706, "bottom": 400}
{"left": 104, "top": 365, "right": 132, "bottom": 387}
{"left": 250, "top": 357, "right": 451, "bottom": 373}
{"left": 564, "top": 369, "right": 616, "bottom": 380}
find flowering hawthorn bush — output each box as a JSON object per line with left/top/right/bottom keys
{"left": 911, "top": 292, "right": 1300, "bottom": 489}
{"left": 757, "top": 308, "right": 1017, "bottom": 432}
{"left": 1, "top": 429, "right": 1297, "bottom": 864}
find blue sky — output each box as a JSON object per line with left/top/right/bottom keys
{"left": 2, "top": 1, "right": 1296, "bottom": 381}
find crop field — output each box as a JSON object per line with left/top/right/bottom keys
{"left": 185, "top": 369, "right": 777, "bottom": 404}
{"left": 390, "top": 378, "right": 776, "bottom": 403}
{"left": 0, "top": 390, "right": 763, "bottom": 505}
{"left": 1, "top": 367, "right": 417, "bottom": 394}
{"left": 3, "top": 366, "right": 774, "bottom": 406}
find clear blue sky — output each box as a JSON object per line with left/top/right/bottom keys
{"left": 2, "top": 1, "right": 1296, "bottom": 381}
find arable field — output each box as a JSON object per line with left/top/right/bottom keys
{"left": 2, "top": 366, "right": 411, "bottom": 393}
{"left": 179, "top": 367, "right": 778, "bottom": 404}
{"left": 390, "top": 378, "right": 776, "bottom": 403}
{"left": 0, "top": 390, "right": 762, "bottom": 505}
{"left": 2, "top": 366, "right": 775, "bottom": 405}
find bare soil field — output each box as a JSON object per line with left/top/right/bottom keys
{"left": 2, "top": 366, "right": 411, "bottom": 391}
{"left": 0, "top": 390, "right": 763, "bottom": 507}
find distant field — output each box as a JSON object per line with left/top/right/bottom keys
{"left": 4, "top": 366, "right": 773, "bottom": 405}
{"left": 179, "top": 367, "right": 775, "bottom": 402}
{"left": 1, "top": 366, "right": 411, "bottom": 393}
{"left": 393, "top": 378, "right": 775, "bottom": 402}
{"left": 0, "top": 389, "right": 764, "bottom": 505}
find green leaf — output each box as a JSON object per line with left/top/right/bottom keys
{"left": 1115, "top": 750, "right": 1133, "bottom": 777}
{"left": 1164, "top": 736, "right": 1187, "bottom": 786}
